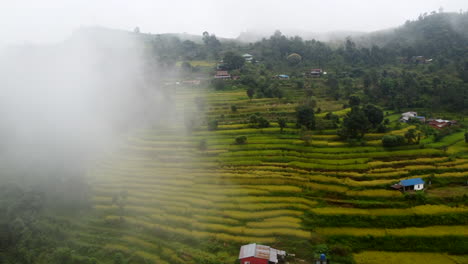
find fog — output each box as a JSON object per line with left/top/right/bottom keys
{"left": 0, "top": 28, "right": 175, "bottom": 184}
{"left": 1, "top": 0, "right": 467, "bottom": 47}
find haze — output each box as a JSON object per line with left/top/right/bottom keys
{"left": 1, "top": 0, "right": 467, "bottom": 47}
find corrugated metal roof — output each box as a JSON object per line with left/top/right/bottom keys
{"left": 239, "top": 243, "right": 257, "bottom": 259}
{"left": 239, "top": 243, "right": 285, "bottom": 262}
{"left": 400, "top": 178, "right": 424, "bottom": 186}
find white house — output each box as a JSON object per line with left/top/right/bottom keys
{"left": 400, "top": 111, "right": 417, "bottom": 122}
{"left": 392, "top": 178, "right": 425, "bottom": 192}
{"left": 242, "top": 53, "right": 253, "bottom": 62}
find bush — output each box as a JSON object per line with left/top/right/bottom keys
{"left": 248, "top": 114, "right": 270, "bottom": 128}
{"left": 211, "top": 79, "right": 227, "bottom": 90}
{"left": 235, "top": 136, "right": 247, "bottom": 145}
{"left": 207, "top": 120, "right": 218, "bottom": 131}
{"left": 382, "top": 135, "right": 406, "bottom": 147}
{"left": 231, "top": 105, "right": 237, "bottom": 112}
{"left": 198, "top": 139, "right": 207, "bottom": 151}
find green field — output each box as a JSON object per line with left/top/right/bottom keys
{"left": 80, "top": 85, "right": 467, "bottom": 264}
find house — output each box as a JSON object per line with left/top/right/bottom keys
{"left": 428, "top": 119, "right": 454, "bottom": 129}
{"left": 239, "top": 243, "right": 286, "bottom": 264}
{"left": 400, "top": 111, "right": 417, "bottom": 122}
{"left": 400, "top": 112, "right": 425, "bottom": 123}
{"left": 243, "top": 53, "right": 253, "bottom": 62}
{"left": 214, "top": 71, "right": 231, "bottom": 79}
{"left": 276, "top": 74, "right": 289, "bottom": 80}
{"left": 391, "top": 178, "right": 425, "bottom": 192}
{"left": 310, "top": 68, "right": 323, "bottom": 77}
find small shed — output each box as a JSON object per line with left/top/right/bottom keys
{"left": 277, "top": 74, "right": 289, "bottom": 79}
{"left": 239, "top": 243, "right": 286, "bottom": 264}
{"left": 392, "top": 178, "right": 425, "bottom": 191}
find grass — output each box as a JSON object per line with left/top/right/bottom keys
{"left": 353, "top": 251, "right": 467, "bottom": 264}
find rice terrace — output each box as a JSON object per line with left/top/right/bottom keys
{"left": 1, "top": 3, "right": 468, "bottom": 264}
{"left": 83, "top": 84, "right": 468, "bottom": 263}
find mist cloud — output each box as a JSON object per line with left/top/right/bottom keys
{"left": 0, "top": 29, "right": 171, "bottom": 166}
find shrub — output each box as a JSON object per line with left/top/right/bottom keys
{"left": 230, "top": 105, "right": 237, "bottom": 112}
{"left": 248, "top": 114, "right": 270, "bottom": 128}
{"left": 211, "top": 78, "right": 226, "bottom": 90}
{"left": 207, "top": 120, "right": 218, "bottom": 131}
{"left": 235, "top": 135, "right": 247, "bottom": 144}
{"left": 382, "top": 135, "right": 406, "bottom": 147}
{"left": 198, "top": 139, "right": 207, "bottom": 151}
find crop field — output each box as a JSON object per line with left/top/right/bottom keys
{"left": 353, "top": 251, "right": 467, "bottom": 264}
{"left": 81, "top": 85, "right": 467, "bottom": 263}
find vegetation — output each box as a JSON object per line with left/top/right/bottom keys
{"left": 2, "top": 10, "right": 468, "bottom": 264}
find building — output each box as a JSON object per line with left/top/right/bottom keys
{"left": 428, "top": 119, "right": 455, "bottom": 129}
{"left": 276, "top": 74, "right": 289, "bottom": 80}
{"left": 239, "top": 243, "right": 286, "bottom": 264}
{"left": 243, "top": 53, "right": 253, "bottom": 62}
{"left": 391, "top": 178, "right": 425, "bottom": 192}
{"left": 214, "top": 71, "right": 231, "bottom": 79}
{"left": 400, "top": 111, "right": 417, "bottom": 122}
{"left": 310, "top": 68, "right": 323, "bottom": 77}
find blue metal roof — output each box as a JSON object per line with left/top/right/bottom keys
{"left": 278, "top": 74, "right": 289, "bottom": 78}
{"left": 400, "top": 178, "right": 425, "bottom": 186}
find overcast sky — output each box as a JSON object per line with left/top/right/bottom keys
{"left": 1, "top": 0, "right": 466, "bottom": 47}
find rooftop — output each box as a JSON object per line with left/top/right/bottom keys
{"left": 239, "top": 243, "right": 286, "bottom": 263}
{"left": 400, "top": 178, "right": 425, "bottom": 187}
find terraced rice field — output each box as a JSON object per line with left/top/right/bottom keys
{"left": 83, "top": 86, "right": 468, "bottom": 263}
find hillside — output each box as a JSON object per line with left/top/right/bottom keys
{"left": 80, "top": 83, "right": 468, "bottom": 264}
{"left": 358, "top": 12, "right": 468, "bottom": 58}
{"left": 1, "top": 10, "right": 468, "bottom": 264}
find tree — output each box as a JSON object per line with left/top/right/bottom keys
{"left": 181, "top": 61, "right": 193, "bottom": 72}
{"left": 348, "top": 95, "right": 361, "bottom": 107}
{"left": 404, "top": 128, "right": 418, "bottom": 144}
{"left": 382, "top": 135, "right": 406, "bottom": 147}
{"left": 231, "top": 105, "right": 237, "bottom": 112}
{"left": 211, "top": 79, "right": 226, "bottom": 90}
{"left": 465, "top": 132, "right": 468, "bottom": 143}
{"left": 339, "top": 107, "right": 370, "bottom": 139}
{"left": 287, "top": 53, "right": 302, "bottom": 66}
{"left": 248, "top": 114, "right": 270, "bottom": 128}
{"left": 133, "top": 27, "right": 140, "bottom": 33}
{"left": 198, "top": 139, "right": 207, "bottom": 151}
{"left": 207, "top": 120, "right": 218, "bottom": 131}
{"left": 223, "top": 52, "right": 245, "bottom": 70}
{"left": 277, "top": 117, "right": 287, "bottom": 132}
{"left": 296, "top": 105, "right": 316, "bottom": 130}
{"left": 363, "top": 104, "right": 384, "bottom": 128}
{"left": 246, "top": 87, "right": 255, "bottom": 100}
{"left": 235, "top": 135, "right": 247, "bottom": 144}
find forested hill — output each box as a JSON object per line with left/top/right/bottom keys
{"left": 359, "top": 12, "right": 468, "bottom": 59}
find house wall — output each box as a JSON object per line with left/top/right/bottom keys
{"left": 414, "top": 183, "right": 424, "bottom": 190}
{"left": 240, "top": 257, "right": 268, "bottom": 264}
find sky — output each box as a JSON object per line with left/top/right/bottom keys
{"left": 0, "top": 0, "right": 467, "bottom": 47}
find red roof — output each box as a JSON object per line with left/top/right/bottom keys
{"left": 215, "top": 71, "right": 230, "bottom": 76}
{"left": 428, "top": 120, "right": 451, "bottom": 129}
